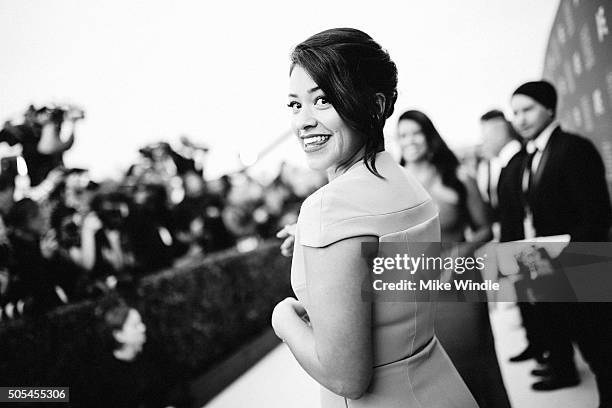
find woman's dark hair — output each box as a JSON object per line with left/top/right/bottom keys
{"left": 290, "top": 28, "right": 398, "bottom": 178}
{"left": 397, "top": 110, "right": 470, "bottom": 225}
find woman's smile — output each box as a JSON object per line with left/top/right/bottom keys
{"left": 301, "top": 134, "right": 332, "bottom": 152}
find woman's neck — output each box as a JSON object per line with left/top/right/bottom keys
{"left": 326, "top": 147, "right": 367, "bottom": 182}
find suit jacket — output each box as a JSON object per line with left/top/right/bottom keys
{"left": 499, "top": 127, "right": 611, "bottom": 243}
{"left": 497, "top": 149, "right": 527, "bottom": 242}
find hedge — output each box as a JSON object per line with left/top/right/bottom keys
{"left": 0, "top": 240, "right": 292, "bottom": 405}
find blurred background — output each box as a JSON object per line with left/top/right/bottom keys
{"left": 2, "top": 0, "right": 612, "bottom": 407}
{"left": 1, "top": 0, "right": 559, "bottom": 180}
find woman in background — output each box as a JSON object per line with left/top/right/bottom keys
{"left": 397, "top": 109, "right": 510, "bottom": 408}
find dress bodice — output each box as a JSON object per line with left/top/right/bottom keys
{"left": 291, "top": 151, "right": 440, "bottom": 366}
{"left": 289, "top": 152, "right": 478, "bottom": 407}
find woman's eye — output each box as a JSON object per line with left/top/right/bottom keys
{"left": 287, "top": 101, "right": 301, "bottom": 113}
{"left": 314, "top": 96, "right": 330, "bottom": 108}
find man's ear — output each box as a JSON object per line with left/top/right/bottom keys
{"left": 375, "top": 93, "right": 386, "bottom": 119}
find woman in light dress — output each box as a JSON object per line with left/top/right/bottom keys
{"left": 396, "top": 110, "right": 510, "bottom": 408}
{"left": 272, "top": 28, "right": 478, "bottom": 407}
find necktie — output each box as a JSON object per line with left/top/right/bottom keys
{"left": 522, "top": 147, "right": 538, "bottom": 197}
{"left": 521, "top": 148, "right": 538, "bottom": 239}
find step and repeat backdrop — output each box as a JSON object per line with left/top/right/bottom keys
{"left": 543, "top": 0, "right": 612, "bottom": 191}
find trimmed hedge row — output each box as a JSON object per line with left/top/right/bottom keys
{"left": 0, "top": 240, "right": 292, "bottom": 392}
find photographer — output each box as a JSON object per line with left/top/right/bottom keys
{"left": 0, "top": 173, "right": 15, "bottom": 318}
{"left": 4, "top": 198, "right": 67, "bottom": 316}
{"left": 172, "top": 171, "right": 235, "bottom": 257}
{"left": 129, "top": 183, "right": 175, "bottom": 273}
{"left": 253, "top": 166, "right": 301, "bottom": 239}
{"left": 144, "top": 142, "right": 196, "bottom": 176}
{"left": 0, "top": 104, "right": 84, "bottom": 186}
{"left": 47, "top": 205, "right": 89, "bottom": 299}
{"left": 78, "top": 192, "right": 136, "bottom": 296}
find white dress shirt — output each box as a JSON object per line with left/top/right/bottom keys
{"left": 477, "top": 139, "right": 522, "bottom": 207}
{"left": 527, "top": 120, "right": 559, "bottom": 176}
{"left": 490, "top": 139, "right": 522, "bottom": 207}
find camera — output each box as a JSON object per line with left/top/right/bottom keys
{"left": 58, "top": 216, "right": 81, "bottom": 248}
{"left": 36, "top": 105, "right": 85, "bottom": 125}
{"left": 91, "top": 193, "right": 131, "bottom": 230}
{"left": 0, "top": 157, "right": 18, "bottom": 181}
{"left": 138, "top": 142, "right": 171, "bottom": 160}
{"left": 98, "top": 203, "right": 129, "bottom": 230}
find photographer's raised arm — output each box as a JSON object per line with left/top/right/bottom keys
{"left": 78, "top": 212, "right": 103, "bottom": 271}
{"left": 37, "top": 120, "right": 75, "bottom": 155}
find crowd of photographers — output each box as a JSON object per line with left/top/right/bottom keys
{"left": 0, "top": 104, "right": 322, "bottom": 320}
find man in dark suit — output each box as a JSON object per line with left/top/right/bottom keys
{"left": 479, "top": 110, "right": 553, "bottom": 368}
{"left": 506, "top": 80, "right": 612, "bottom": 405}
{"left": 478, "top": 110, "right": 523, "bottom": 229}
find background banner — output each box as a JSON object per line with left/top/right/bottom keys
{"left": 543, "top": 0, "right": 612, "bottom": 196}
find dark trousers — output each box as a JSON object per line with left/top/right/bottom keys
{"left": 436, "top": 269, "right": 511, "bottom": 408}
{"left": 436, "top": 301, "right": 511, "bottom": 408}
{"left": 517, "top": 302, "right": 547, "bottom": 354}
{"left": 571, "top": 303, "right": 612, "bottom": 408}
{"left": 536, "top": 302, "right": 612, "bottom": 407}
{"left": 537, "top": 303, "right": 576, "bottom": 374}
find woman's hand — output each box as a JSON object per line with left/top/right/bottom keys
{"left": 276, "top": 223, "right": 296, "bottom": 257}
{"left": 272, "top": 297, "right": 308, "bottom": 340}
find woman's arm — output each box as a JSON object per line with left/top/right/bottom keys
{"left": 272, "top": 235, "right": 376, "bottom": 399}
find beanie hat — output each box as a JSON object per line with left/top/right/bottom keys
{"left": 512, "top": 80, "right": 557, "bottom": 112}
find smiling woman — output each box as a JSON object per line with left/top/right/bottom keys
{"left": 286, "top": 29, "right": 398, "bottom": 180}
{"left": 271, "top": 28, "right": 478, "bottom": 407}
{"left": 287, "top": 67, "right": 362, "bottom": 174}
